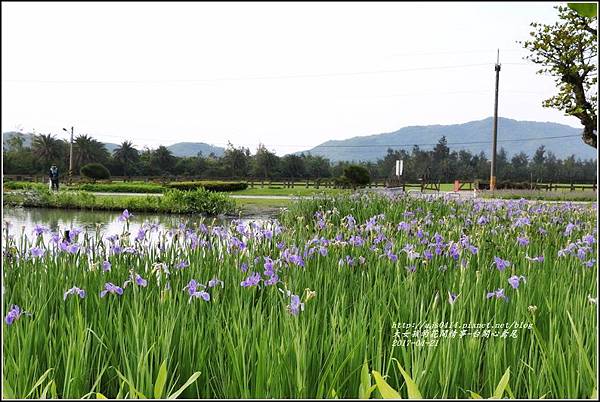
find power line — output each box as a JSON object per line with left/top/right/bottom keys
{"left": 3, "top": 62, "right": 514, "bottom": 84}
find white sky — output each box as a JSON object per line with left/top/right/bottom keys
{"left": 1, "top": 1, "right": 584, "bottom": 155}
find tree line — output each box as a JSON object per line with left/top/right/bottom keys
{"left": 3, "top": 134, "right": 597, "bottom": 184}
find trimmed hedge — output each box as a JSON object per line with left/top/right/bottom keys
{"left": 75, "top": 183, "right": 164, "bottom": 193}
{"left": 476, "top": 180, "right": 533, "bottom": 190}
{"left": 166, "top": 181, "right": 248, "bottom": 192}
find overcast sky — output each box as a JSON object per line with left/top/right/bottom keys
{"left": 1, "top": 1, "right": 582, "bottom": 155}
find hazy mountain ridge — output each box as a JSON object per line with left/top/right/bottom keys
{"left": 295, "top": 117, "right": 597, "bottom": 162}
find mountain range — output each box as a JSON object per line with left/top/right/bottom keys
{"left": 3, "top": 117, "right": 597, "bottom": 161}
{"left": 295, "top": 117, "right": 597, "bottom": 162}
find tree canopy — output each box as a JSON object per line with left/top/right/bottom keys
{"left": 521, "top": 5, "right": 598, "bottom": 148}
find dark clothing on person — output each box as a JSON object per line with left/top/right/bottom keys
{"left": 49, "top": 166, "right": 59, "bottom": 191}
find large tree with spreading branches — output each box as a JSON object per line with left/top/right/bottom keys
{"left": 521, "top": 4, "right": 597, "bottom": 148}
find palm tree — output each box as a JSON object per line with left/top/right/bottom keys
{"left": 151, "top": 146, "right": 176, "bottom": 174}
{"left": 113, "top": 141, "right": 139, "bottom": 177}
{"left": 32, "top": 134, "right": 64, "bottom": 171}
{"left": 74, "top": 134, "right": 109, "bottom": 171}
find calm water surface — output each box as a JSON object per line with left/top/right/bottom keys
{"left": 3, "top": 207, "right": 272, "bottom": 244}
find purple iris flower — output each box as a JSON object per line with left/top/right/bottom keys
{"left": 184, "top": 279, "right": 203, "bottom": 295}
{"left": 5, "top": 305, "right": 23, "bottom": 325}
{"left": 135, "top": 228, "right": 146, "bottom": 242}
{"left": 448, "top": 291, "right": 459, "bottom": 305}
{"left": 68, "top": 227, "right": 82, "bottom": 242}
{"left": 50, "top": 232, "right": 61, "bottom": 244}
{"left": 263, "top": 257, "right": 274, "bottom": 274}
{"left": 29, "top": 247, "right": 45, "bottom": 258}
{"left": 287, "top": 294, "right": 304, "bottom": 316}
{"left": 525, "top": 255, "right": 544, "bottom": 263}
{"left": 493, "top": 256, "right": 511, "bottom": 272}
{"left": 477, "top": 216, "right": 489, "bottom": 225}
{"left": 508, "top": 275, "right": 526, "bottom": 289}
{"left": 564, "top": 223, "right": 576, "bottom": 236}
{"left": 319, "top": 246, "right": 328, "bottom": 256}
{"left": 397, "top": 221, "right": 410, "bottom": 232}
{"left": 516, "top": 236, "right": 529, "bottom": 247}
{"left": 577, "top": 247, "right": 589, "bottom": 260}
{"left": 423, "top": 249, "right": 433, "bottom": 260}
{"left": 176, "top": 260, "right": 190, "bottom": 269}
{"left": 134, "top": 274, "right": 147, "bottom": 287}
{"left": 263, "top": 274, "right": 279, "bottom": 286}
{"left": 448, "top": 244, "right": 460, "bottom": 260}
{"left": 190, "top": 290, "right": 210, "bottom": 302}
{"left": 66, "top": 243, "right": 80, "bottom": 254}
{"left": 386, "top": 250, "right": 398, "bottom": 263}
{"left": 582, "top": 234, "right": 596, "bottom": 245}
{"left": 240, "top": 262, "right": 249, "bottom": 272}
{"left": 584, "top": 259, "right": 596, "bottom": 268}
{"left": 486, "top": 288, "right": 508, "bottom": 301}
{"left": 538, "top": 227, "right": 547, "bottom": 235}
{"left": 32, "top": 224, "right": 48, "bottom": 236}
{"left": 102, "top": 260, "right": 112, "bottom": 272}
{"left": 118, "top": 209, "right": 132, "bottom": 222}
{"left": 240, "top": 272, "right": 261, "bottom": 288}
{"left": 208, "top": 278, "right": 224, "bottom": 288}
{"left": 405, "top": 265, "right": 417, "bottom": 273}
{"left": 344, "top": 215, "right": 356, "bottom": 229}
{"left": 100, "top": 282, "right": 123, "bottom": 297}
{"left": 64, "top": 286, "right": 86, "bottom": 300}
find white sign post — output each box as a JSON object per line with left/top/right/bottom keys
{"left": 395, "top": 160, "right": 403, "bottom": 177}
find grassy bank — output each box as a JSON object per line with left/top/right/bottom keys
{"left": 3, "top": 188, "right": 235, "bottom": 216}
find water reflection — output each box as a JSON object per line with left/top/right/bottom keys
{"left": 3, "top": 207, "right": 270, "bottom": 243}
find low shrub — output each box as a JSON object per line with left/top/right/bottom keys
{"left": 166, "top": 181, "right": 248, "bottom": 192}
{"left": 476, "top": 180, "right": 533, "bottom": 190}
{"left": 75, "top": 183, "right": 164, "bottom": 193}
{"left": 332, "top": 176, "right": 352, "bottom": 189}
{"left": 343, "top": 165, "right": 371, "bottom": 187}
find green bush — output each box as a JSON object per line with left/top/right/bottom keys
{"left": 80, "top": 163, "right": 111, "bottom": 181}
{"left": 166, "top": 181, "right": 248, "bottom": 192}
{"left": 162, "top": 188, "right": 235, "bottom": 214}
{"left": 476, "top": 180, "right": 532, "bottom": 190}
{"left": 332, "top": 176, "right": 352, "bottom": 189}
{"left": 343, "top": 165, "right": 371, "bottom": 188}
{"left": 75, "top": 183, "right": 164, "bottom": 193}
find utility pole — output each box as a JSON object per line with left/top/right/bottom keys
{"left": 63, "top": 126, "right": 74, "bottom": 182}
{"left": 490, "top": 49, "right": 501, "bottom": 191}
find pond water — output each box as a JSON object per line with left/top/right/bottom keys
{"left": 2, "top": 207, "right": 273, "bottom": 244}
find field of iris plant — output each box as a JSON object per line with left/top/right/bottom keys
{"left": 2, "top": 193, "right": 597, "bottom": 399}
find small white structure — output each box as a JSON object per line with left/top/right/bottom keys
{"left": 395, "top": 160, "right": 403, "bottom": 177}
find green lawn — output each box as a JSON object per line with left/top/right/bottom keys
{"left": 229, "top": 186, "right": 346, "bottom": 196}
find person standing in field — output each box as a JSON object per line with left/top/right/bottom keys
{"left": 49, "top": 164, "right": 59, "bottom": 191}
